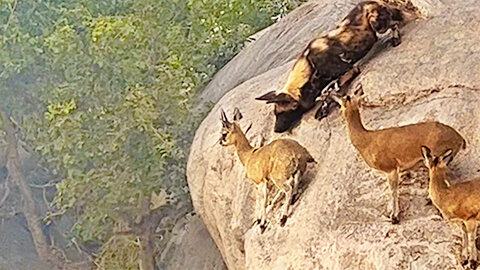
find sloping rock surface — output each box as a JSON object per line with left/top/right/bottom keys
{"left": 187, "top": 0, "right": 480, "bottom": 269}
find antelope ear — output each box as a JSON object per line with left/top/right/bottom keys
{"left": 220, "top": 109, "right": 232, "bottom": 128}
{"left": 421, "top": 146, "right": 432, "bottom": 167}
{"left": 353, "top": 84, "right": 364, "bottom": 97}
{"left": 233, "top": 107, "right": 243, "bottom": 121}
{"left": 440, "top": 149, "right": 454, "bottom": 165}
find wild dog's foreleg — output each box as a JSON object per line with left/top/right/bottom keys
{"left": 387, "top": 168, "right": 400, "bottom": 224}
{"left": 390, "top": 24, "right": 401, "bottom": 47}
{"left": 314, "top": 79, "right": 339, "bottom": 120}
{"left": 314, "top": 67, "right": 360, "bottom": 120}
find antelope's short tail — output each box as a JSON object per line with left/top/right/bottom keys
{"left": 306, "top": 152, "right": 316, "bottom": 164}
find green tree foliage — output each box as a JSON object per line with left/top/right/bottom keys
{"left": 0, "top": 0, "right": 305, "bottom": 267}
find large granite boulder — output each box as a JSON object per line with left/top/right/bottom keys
{"left": 187, "top": 0, "right": 480, "bottom": 269}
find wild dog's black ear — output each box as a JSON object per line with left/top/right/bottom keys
{"left": 421, "top": 146, "right": 432, "bottom": 167}
{"left": 390, "top": 7, "right": 404, "bottom": 22}
{"left": 220, "top": 109, "right": 232, "bottom": 128}
{"left": 256, "top": 91, "right": 297, "bottom": 104}
{"left": 440, "top": 149, "right": 454, "bottom": 165}
{"left": 367, "top": 5, "right": 392, "bottom": 34}
{"left": 256, "top": 91, "right": 278, "bottom": 101}
{"left": 233, "top": 107, "right": 243, "bottom": 121}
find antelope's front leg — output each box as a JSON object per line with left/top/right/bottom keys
{"left": 387, "top": 169, "right": 400, "bottom": 224}
{"left": 259, "top": 181, "right": 268, "bottom": 233}
{"left": 390, "top": 24, "right": 401, "bottom": 47}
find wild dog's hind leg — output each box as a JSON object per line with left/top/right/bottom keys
{"left": 387, "top": 168, "right": 400, "bottom": 224}
{"left": 315, "top": 67, "right": 360, "bottom": 120}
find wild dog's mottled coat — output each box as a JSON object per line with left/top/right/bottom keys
{"left": 257, "top": 1, "right": 408, "bottom": 133}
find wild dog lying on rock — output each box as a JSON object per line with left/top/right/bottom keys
{"left": 256, "top": 1, "right": 410, "bottom": 133}
{"left": 219, "top": 109, "right": 315, "bottom": 232}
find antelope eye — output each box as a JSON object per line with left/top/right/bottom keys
{"left": 222, "top": 132, "right": 227, "bottom": 139}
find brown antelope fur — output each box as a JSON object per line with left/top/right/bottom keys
{"left": 332, "top": 92, "right": 466, "bottom": 224}
{"left": 219, "top": 109, "right": 315, "bottom": 232}
{"left": 256, "top": 1, "right": 410, "bottom": 133}
{"left": 421, "top": 147, "right": 480, "bottom": 267}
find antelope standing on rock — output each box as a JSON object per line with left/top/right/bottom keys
{"left": 219, "top": 109, "right": 315, "bottom": 232}
{"left": 332, "top": 91, "right": 466, "bottom": 223}
{"left": 421, "top": 147, "right": 480, "bottom": 268}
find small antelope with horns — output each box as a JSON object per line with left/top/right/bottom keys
{"left": 256, "top": 1, "right": 412, "bottom": 133}
{"left": 332, "top": 90, "right": 466, "bottom": 223}
{"left": 219, "top": 108, "right": 315, "bottom": 232}
{"left": 421, "top": 146, "right": 480, "bottom": 268}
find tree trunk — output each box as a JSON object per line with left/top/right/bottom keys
{"left": 1, "top": 110, "right": 58, "bottom": 268}
{"left": 138, "top": 232, "right": 155, "bottom": 270}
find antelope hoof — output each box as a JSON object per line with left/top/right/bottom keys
{"left": 390, "top": 215, "right": 400, "bottom": 224}
{"left": 280, "top": 215, "right": 288, "bottom": 226}
{"left": 469, "top": 259, "right": 477, "bottom": 269}
{"left": 425, "top": 198, "right": 433, "bottom": 206}
{"left": 462, "top": 259, "right": 469, "bottom": 267}
{"left": 260, "top": 223, "right": 267, "bottom": 233}
{"left": 290, "top": 194, "right": 297, "bottom": 205}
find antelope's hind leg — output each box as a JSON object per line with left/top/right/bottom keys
{"left": 291, "top": 170, "right": 301, "bottom": 205}
{"left": 266, "top": 190, "right": 284, "bottom": 214}
{"left": 387, "top": 169, "right": 400, "bottom": 224}
{"left": 280, "top": 172, "right": 298, "bottom": 226}
{"left": 465, "top": 220, "right": 478, "bottom": 268}
{"left": 458, "top": 222, "right": 470, "bottom": 267}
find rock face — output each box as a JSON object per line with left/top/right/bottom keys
{"left": 187, "top": 0, "right": 480, "bottom": 269}
{"left": 166, "top": 216, "right": 227, "bottom": 270}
